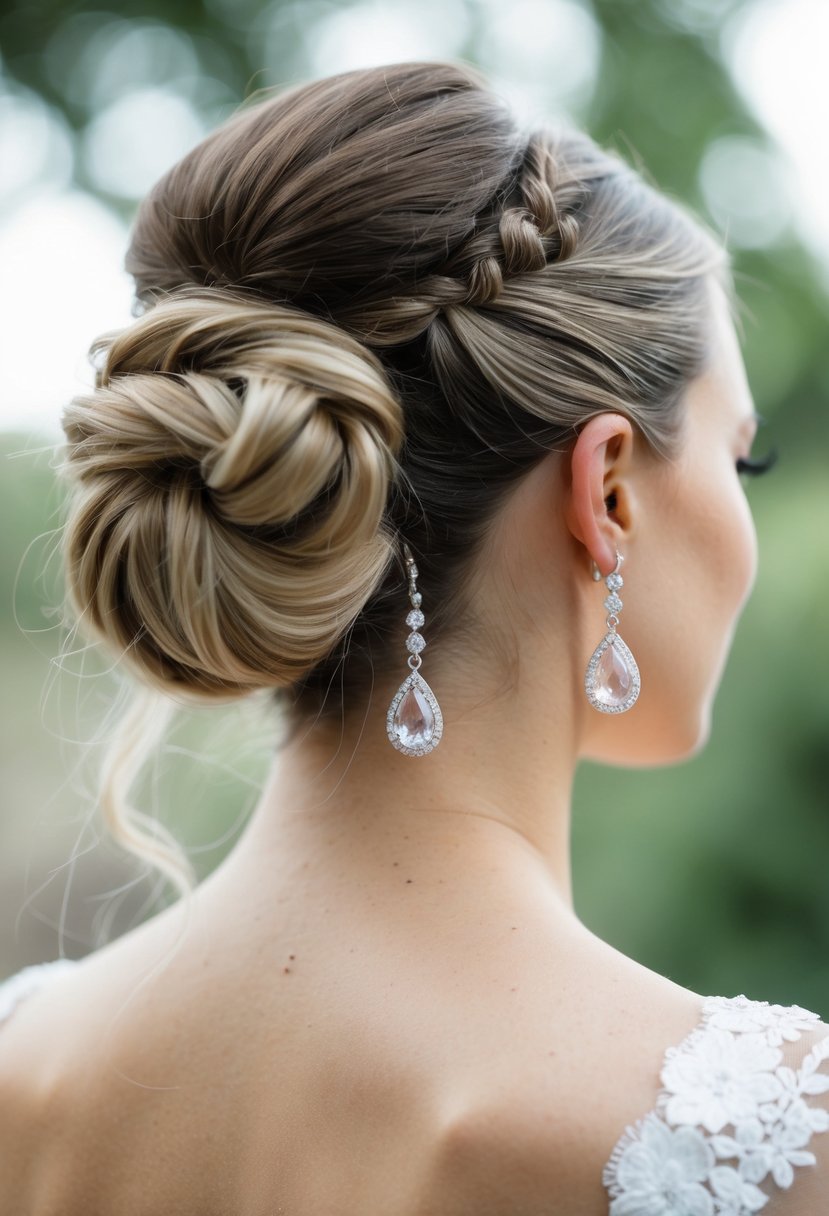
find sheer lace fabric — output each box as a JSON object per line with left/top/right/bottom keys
{"left": 602, "top": 994, "right": 829, "bottom": 1215}
{"left": 1, "top": 964, "right": 828, "bottom": 1213}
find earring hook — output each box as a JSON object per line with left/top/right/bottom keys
{"left": 591, "top": 549, "right": 624, "bottom": 581}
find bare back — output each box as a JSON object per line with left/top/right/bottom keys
{"left": 0, "top": 840, "right": 711, "bottom": 1216}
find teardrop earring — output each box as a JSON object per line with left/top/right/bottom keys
{"left": 386, "top": 542, "right": 444, "bottom": 755}
{"left": 584, "top": 550, "right": 641, "bottom": 713}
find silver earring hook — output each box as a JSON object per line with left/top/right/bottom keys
{"left": 591, "top": 549, "right": 624, "bottom": 581}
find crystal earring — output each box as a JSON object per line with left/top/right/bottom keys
{"left": 386, "top": 542, "right": 444, "bottom": 755}
{"left": 584, "top": 550, "right": 641, "bottom": 713}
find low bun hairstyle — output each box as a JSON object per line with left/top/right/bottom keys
{"left": 55, "top": 59, "right": 732, "bottom": 914}
{"left": 61, "top": 289, "right": 404, "bottom": 700}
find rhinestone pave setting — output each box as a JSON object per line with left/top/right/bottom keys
{"left": 584, "top": 554, "right": 641, "bottom": 714}
{"left": 386, "top": 547, "right": 444, "bottom": 755}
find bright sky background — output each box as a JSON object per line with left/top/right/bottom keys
{"left": 1, "top": 0, "right": 826, "bottom": 439}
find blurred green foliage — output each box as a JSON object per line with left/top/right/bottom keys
{"left": 0, "top": 0, "right": 827, "bottom": 1009}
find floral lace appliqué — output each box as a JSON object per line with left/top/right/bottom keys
{"left": 602, "top": 994, "right": 829, "bottom": 1215}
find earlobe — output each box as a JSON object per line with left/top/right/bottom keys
{"left": 564, "top": 413, "right": 634, "bottom": 576}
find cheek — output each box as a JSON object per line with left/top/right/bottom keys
{"left": 738, "top": 492, "right": 759, "bottom": 603}
{"left": 635, "top": 470, "right": 756, "bottom": 726}
{"left": 682, "top": 466, "right": 758, "bottom": 629}
{"left": 720, "top": 479, "right": 759, "bottom": 612}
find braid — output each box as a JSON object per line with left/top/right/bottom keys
{"left": 333, "top": 130, "right": 585, "bottom": 346}
{"left": 519, "top": 132, "right": 582, "bottom": 259}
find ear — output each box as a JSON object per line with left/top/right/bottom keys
{"left": 563, "top": 413, "right": 636, "bottom": 577}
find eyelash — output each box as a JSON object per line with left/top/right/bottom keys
{"left": 736, "top": 447, "right": 779, "bottom": 477}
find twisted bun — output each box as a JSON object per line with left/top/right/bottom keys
{"left": 59, "top": 288, "right": 405, "bottom": 700}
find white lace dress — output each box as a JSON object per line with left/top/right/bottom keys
{"left": 2, "top": 961, "right": 828, "bottom": 1213}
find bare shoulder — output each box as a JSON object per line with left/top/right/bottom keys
{"left": 0, "top": 903, "right": 205, "bottom": 1202}
{"left": 416, "top": 934, "right": 708, "bottom": 1216}
{"left": 0, "top": 1031, "right": 43, "bottom": 1198}
{"left": 0, "top": 962, "right": 87, "bottom": 1204}
{"left": 421, "top": 948, "right": 829, "bottom": 1216}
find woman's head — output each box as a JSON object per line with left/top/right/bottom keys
{"left": 59, "top": 59, "right": 741, "bottom": 771}
{"left": 561, "top": 273, "right": 760, "bottom": 766}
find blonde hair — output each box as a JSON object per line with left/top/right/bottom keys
{"left": 56, "top": 60, "right": 731, "bottom": 918}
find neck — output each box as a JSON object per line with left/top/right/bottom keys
{"left": 230, "top": 646, "right": 582, "bottom": 916}
{"left": 226, "top": 463, "right": 605, "bottom": 921}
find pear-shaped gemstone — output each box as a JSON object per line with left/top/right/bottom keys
{"left": 393, "top": 685, "right": 435, "bottom": 748}
{"left": 594, "top": 640, "right": 633, "bottom": 707}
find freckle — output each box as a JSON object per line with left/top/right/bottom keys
{"left": 283, "top": 967, "right": 291, "bottom": 974}
{"left": 289, "top": 954, "right": 295, "bottom": 960}
{"left": 510, "top": 986, "right": 517, "bottom": 992}
{"left": 393, "top": 862, "right": 399, "bottom": 867}
{"left": 511, "top": 926, "right": 517, "bottom": 931}
{"left": 406, "top": 879, "right": 413, "bottom": 884}
{"left": 549, "top": 1051, "right": 556, "bottom": 1056}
